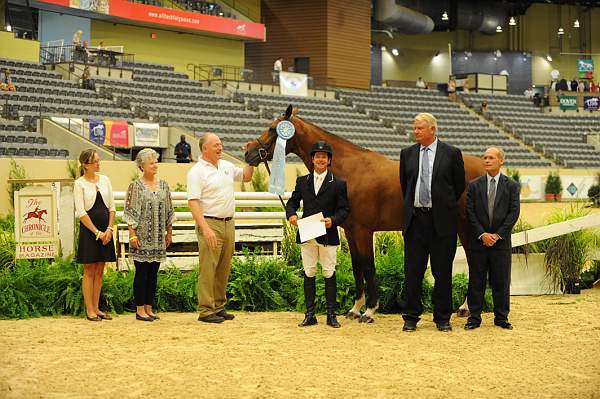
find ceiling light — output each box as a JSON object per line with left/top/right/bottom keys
{"left": 391, "top": 48, "right": 399, "bottom": 56}
{"left": 509, "top": 17, "right": 516, "bottom": 26}
{"left": 496, "top": 25, "right": 503, "bottom": 33}
{"left": 442, "top": 11, "right": 448, "bottom": 21}
{"left": 381, "top": 45, "right": 387, "bottom": 51}
{"left": 5, "top": 25, "right": 11, "bottom": 32}
{"left": 546, "top": 55, "right": 553, "bottom": 62}
{"left": 558, "top": 27, "right": 564, "bottom": 35}
{"left": 573, "top": 19, "right": 580, "bottom": 28}
{"left": 495, "top": 49, "right": 502, "bottom": 58}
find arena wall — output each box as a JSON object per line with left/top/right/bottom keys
{"left": 90, "top": 21, "right": 245, "bottom": 74}
{"left": 0, "top": 31, "right": 40, "bottom": 63}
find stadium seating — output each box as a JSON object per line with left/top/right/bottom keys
{"left": 338, "top": 86, "right": 552, "bottom": 168}
{"left": 462, "top": 92, "right": 600, "bottom": 168}
{"left": 0, "top": 119, "right": 69, "bottom": 158}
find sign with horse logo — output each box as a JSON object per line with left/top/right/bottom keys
{"left": 14, "top": 186, "right": 59, "bottom": 259}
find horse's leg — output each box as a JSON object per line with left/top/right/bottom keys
{"left": 351, "top": 228, "right": 378, "bottom": 324}
{"left": 345, "top": 231, "right": 365, "bottom": 319}
{"left": 457, "top": 219, "right": 471, "bottom": 318}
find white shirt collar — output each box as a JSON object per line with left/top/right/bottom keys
{"left": 314, "top": 170, "right": 328, "bottom": 180}
{"left": 420, "top": 138, "right": 438, "bottom": 152}
{"left": 487, "top": 172, "right": 502, "bottom": 184}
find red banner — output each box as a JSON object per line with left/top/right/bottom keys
{"left": 104, "top": 120, "right": 129, "bottom": 147}
{"left": 35, "top": 0, "right": 265, "bottom": 40}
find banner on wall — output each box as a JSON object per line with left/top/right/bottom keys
{"left": 14, "top": 186, "right": 59, "bottom": 259}
{"left": 561, "top": 176, "right": 597, "bottom": 199}
{"left": 89, "top": 119, "right": 106, "bottom": 145}
{"left": 104, "top": 120, "right": 129, "bottom": 147}
{"left": 36, "top": 0, "right": 265, "bottom": 40}
{"left": 518, "top": 175, "right": 543, "bottom": 201}
{"left": 559, "top": 96, "right": 577, "bottom": 110}
{"left": 583, "top": 96, "right": 599, "bottom": 111}
{"left": 133, "top": 122, "right": 160, "bottom": 147}
{"left": 279, "top": 72, "right": 308, "bottom": 97}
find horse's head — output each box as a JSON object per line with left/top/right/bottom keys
{"left": 244, "top": 104, "right": 297, "bottom": 166}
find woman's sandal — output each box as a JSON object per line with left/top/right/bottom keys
{"left": 97, "top": 313, "right": 112, "bottom": 320}
{"left": 86, "top": 315, "right": 102, "bottom": 322}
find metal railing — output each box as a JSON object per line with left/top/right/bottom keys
{"left": 39, "top": 44, "right": 135, "bottom": 72}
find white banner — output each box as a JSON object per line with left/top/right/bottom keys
{"left": 279, "top": 72, "right": 308, "bottom": 97}
{"left": 519, "top": 175, "right": 543, "bottom": 201}
{"left": 133, "top": 122, "right": 160, "bottom": 147}
{"left": 561, "top": 175, "right": 597, "bottom": 199}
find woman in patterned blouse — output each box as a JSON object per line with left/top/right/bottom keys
{"left": 124, "top": 148, "right": 175, "bottom": 322}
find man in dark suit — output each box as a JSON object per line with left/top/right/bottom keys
{"left": 465, "top": 147, "right": 520, "bottom": 330}
{"left": 286, "top": 140, "right": 350, "bottom": 328}
{"left": 400, "top": 112, "right": 465, "bottom": 332}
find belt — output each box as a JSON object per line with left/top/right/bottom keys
{"left": 415, "top": 207, "right": 432, "bottom": 212}
{"left": 204, "top": 216, "right": 233, "bottom": 221}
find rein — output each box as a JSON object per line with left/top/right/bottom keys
{"left": 254, "top": 133, "right": 287, "bottom": 209}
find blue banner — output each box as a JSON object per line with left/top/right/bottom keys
{"left": 577, "top": 59, "right": 594, "bottom": 73}
{"left": 584, "top": 96, "right": 600, "bottom": 111}
{"left": 89, "top": 120, "right": 106, "bottom": 145}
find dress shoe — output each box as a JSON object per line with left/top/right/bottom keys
{"left": 464, "top": 322, "right": 480, "bottom": 330}
{"left": 402, "top": 321, "right": 417, "bottom": 332}
{"left": 216, "top": 310, "right": 235, "bottom": 320}
{"left": 86, "top": 315, "right": 101, "bottom": 322}
{"left": 198, "top": 314, "right": 225, "bottom": 323}
{"left": 326, "top": 313, "right": 341, "bottom": 328}
{"left": 436, "top": 323, "right": 452, "bottom": 332}
{"left": 298, "top": 313, "right": 318, "bottom": 327}
{"left": 136, "top": 313, "right": 154, "bottom": 322}
{"left": 494, "top": 321, "right": 513, "bottom": 330}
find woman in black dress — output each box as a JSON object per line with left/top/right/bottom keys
{"left": 74, "top": 149, "right": 116, "bottom": 321}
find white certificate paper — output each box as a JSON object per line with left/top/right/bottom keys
{"left": 297, "top": 212, "right": 327, "bottom": 243}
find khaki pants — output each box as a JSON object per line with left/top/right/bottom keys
{"left": 196, "top": 219, "right": 235, "bottom": 317}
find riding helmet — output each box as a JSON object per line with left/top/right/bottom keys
{"left": 310, "top": 140, "right": 333, "bottom": 158}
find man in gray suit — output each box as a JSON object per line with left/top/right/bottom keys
{"left": 465, "top": 147, "right": 520, "bottom": 330}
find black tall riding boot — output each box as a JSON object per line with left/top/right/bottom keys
{"left": 325, "top": 273, "right": 341, "bottom": 328}
{"left": 299, "top": 275, "right": 317, "bottom": 327}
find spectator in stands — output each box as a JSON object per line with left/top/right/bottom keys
{"left": 416, "top": 77, "right": 427, "bottom": 89}
{"left": 463, "top": 78, "right": 470, "bottom": 93}
{"left": 1, "top": 69, "right": 16, "bottom": 92}
{"left": 523, "top": 85, "right": 534, "bottom": 98}
{"left": 124, "top": 148, "right": 175, "bottom": 322}
{"left": 286, "top": 140, "right": 350, "bottom": 329}
{"left": 74, "top": 149, "right": 116, "bottom": 322}
{"left": 82, "top": 66, "right": 96, "bottom": 91}
{"left": 82, "top": 40, "right": 93, "bottom": 63}
{"left": 174, "top": 134, "right": 193, "bottom": 163}
{"left": 273, "top": 57, "right": 283, "bottom": 82}
{"left": 480, "top": 100, "right": 489, "bottom": 114}
{"left": 550, "top": 80, "right": 557, "bottom": 91}
{"left": 447, "top": 78, "right": 456, "bottom": 101}
{"left": 72, "top": 30, "right": 84, "bottom": 62}
{"left": 533, "top": 93, "right": 542, "bottom": 107}
{"left": 187, "top": 133, "right": 254, "bottom": 323}
{"left": 72, "top": 29, "right": 83, "bottom": 46}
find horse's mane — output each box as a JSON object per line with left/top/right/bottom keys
{"left": 295, "top": 116, "right": 372, "bottom": 154}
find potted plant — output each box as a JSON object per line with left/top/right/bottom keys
{"left": 544, "top": 206, "right": 600, "bottom": 294}
{"left": 544, "top": 172, "right": 562, "bottom": 201}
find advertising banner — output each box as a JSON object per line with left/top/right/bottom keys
{"left": 583, "top": 96, "right": 600, "bottom": 111}
{"left": 279, "top": 72, "right": 308, "bottom": 97}
{"left": 559, "top": 96, "right": 577, "bottom": 110}
{"left": 104, "top": 120, "right": 129, "bottom": 147}
{"left": 133, "top": 122, "right": 160, "bottom": 147}
{"left": 518, "top": 175, "right": 544, "bottom": 201}
{"left": 561, "top": 176, "right": 597, "bottom": 199}
{"left": 15, "top": 186, "right": 59, "bottom": 259}
{"left": 89, "top": 119, "right": 106, "bottom": 145}
{"left": 35, "top": 0, "right": 265, "bottom": 40}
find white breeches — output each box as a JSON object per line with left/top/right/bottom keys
{"left": 300, "top": 239, "right": 337, "bottom": 278}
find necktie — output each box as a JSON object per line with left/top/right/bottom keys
{"left": 419, "top": 148, "right": 430, "bottom": 206}
{"left": 488, "top": 177, "right": 496, "bottom": 225}
{"left": 314, "top": 175, "right": 322, "bottom": 195}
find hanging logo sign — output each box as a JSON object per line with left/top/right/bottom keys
{"left": 15, "top": 186, "right": 59, "bottom": 259}
{"left": 583, "top": 96, "right": 599, "bottom": 111}
{"left": 269, "top": 120, "right": 295, "bottom": 195}
{"left": 559, "top": 96, "right": 577, "bottom": 110}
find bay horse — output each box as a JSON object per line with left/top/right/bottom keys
{"left": 245, "top": 105, "right": 485, "bottom": 322}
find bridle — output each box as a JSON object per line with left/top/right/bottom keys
{"left": 251, "top": 126, "right": 287, "bottom": 208}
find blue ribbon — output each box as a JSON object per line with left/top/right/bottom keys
{"left": 269, "top": 121, "right": 295, "bottom": 195}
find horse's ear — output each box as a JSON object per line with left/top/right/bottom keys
{"left": 292, "top": 107, "right": 299, "bottom": 117}
{"left": 285, "top": 104, "right": 293, "bottom": 119}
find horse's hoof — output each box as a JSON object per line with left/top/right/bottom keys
{"left": 456, "top": 309, "right": 470, "bottom": 317}
{"left": 359, "top": 314, "right": 374, "bottom": 323}
{"left": 345, "top": 311, "right": 360, "bottom": 320}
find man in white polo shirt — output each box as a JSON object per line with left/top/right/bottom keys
{"left": 187, "top": 133, "right": 254, "bottom": 323}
